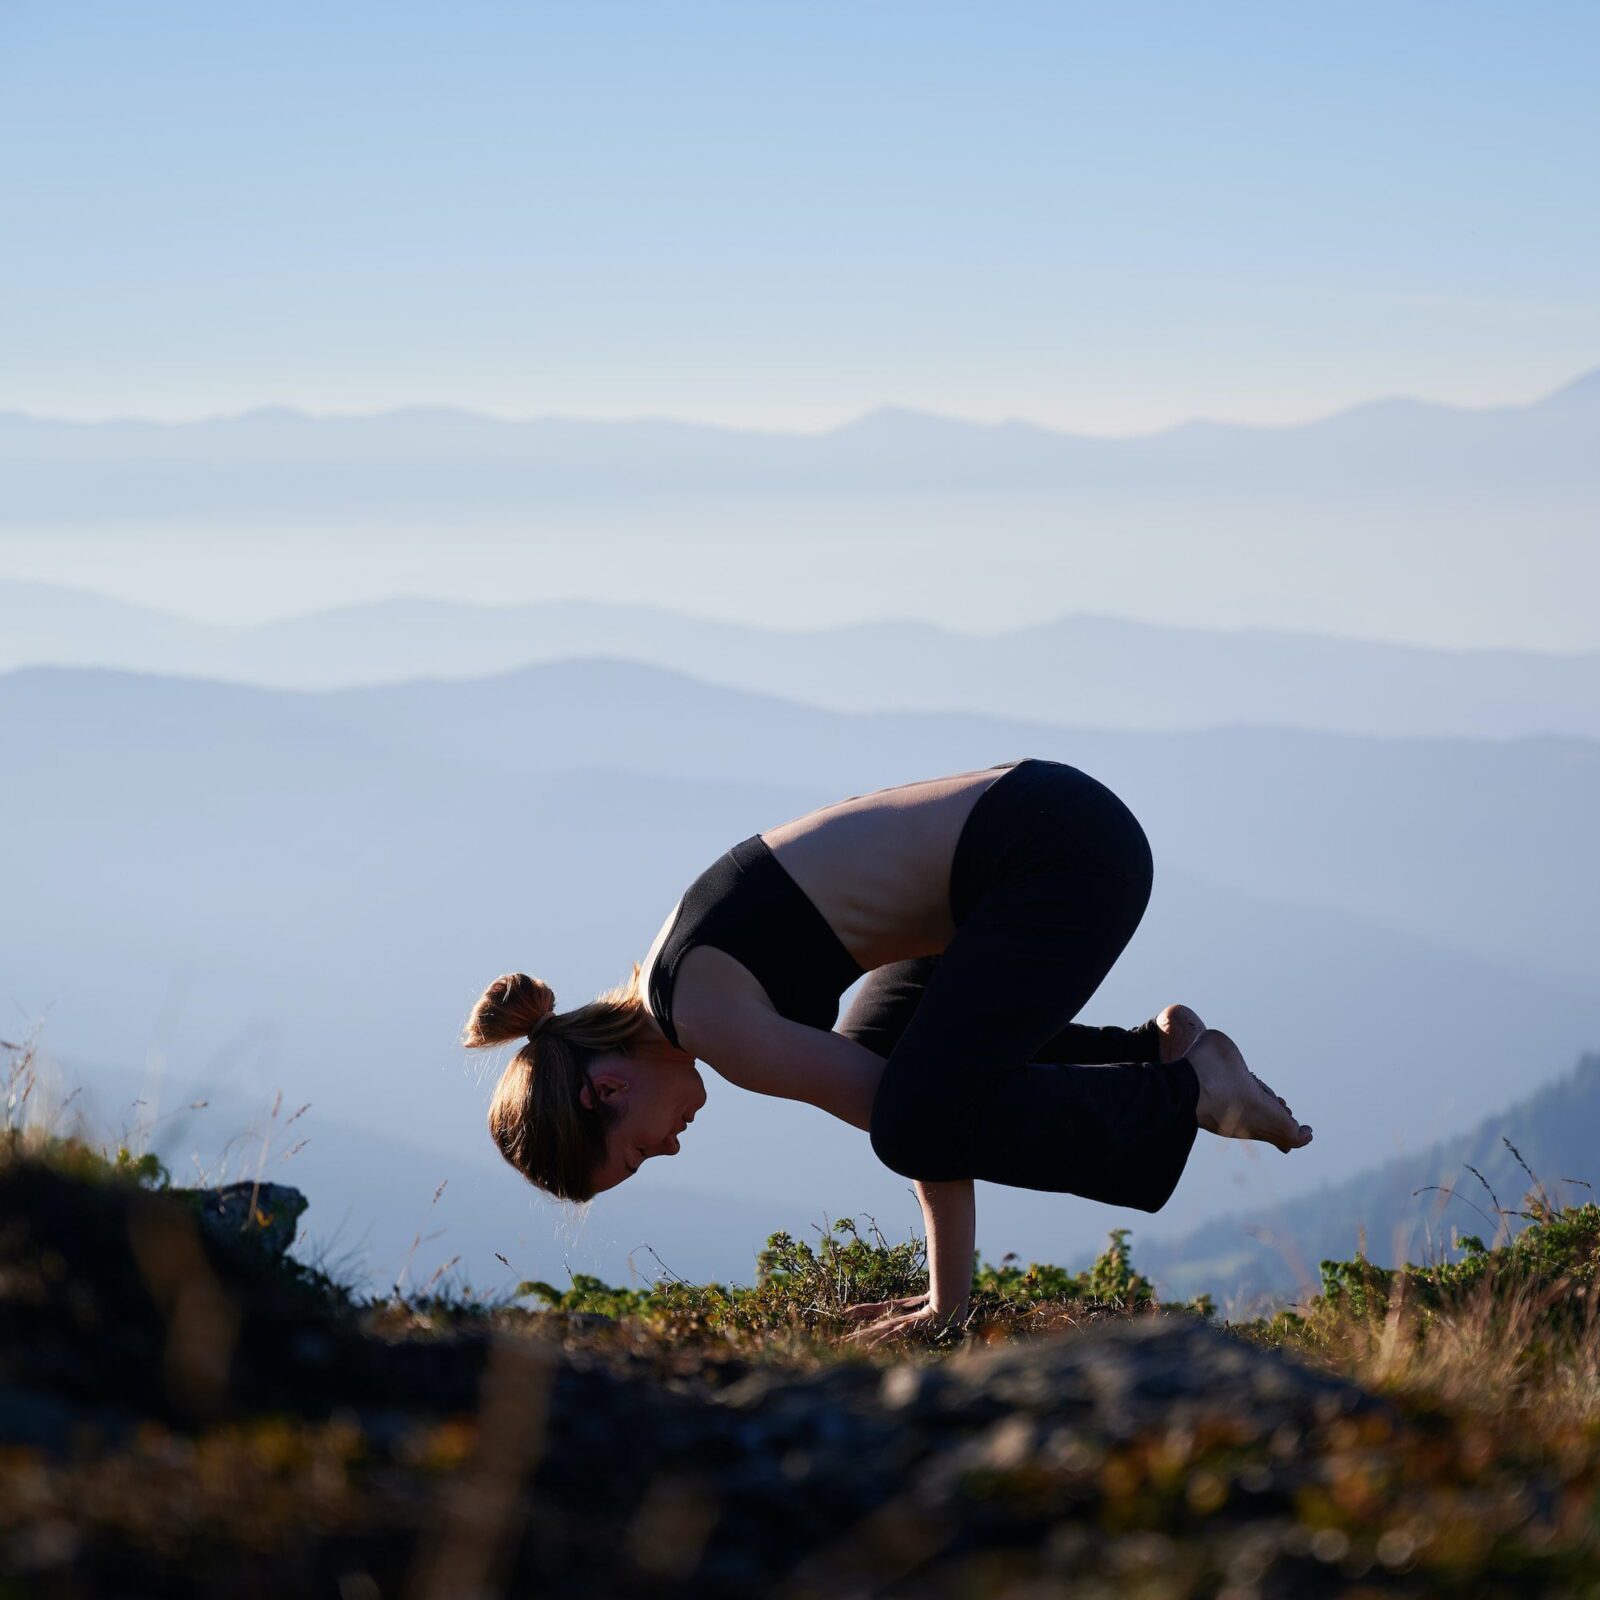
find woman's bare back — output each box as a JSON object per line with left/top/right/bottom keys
{"left": 756, "top": 763, "right": 1014, "bottom": 968}
{"left": 636, "top": 758, "right": 1011, "bottom": 979}
{"left": 637, "top": 764, "right": 1015, "bottom": 1044}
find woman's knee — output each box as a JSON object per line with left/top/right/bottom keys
{"left": 1104, "top": 826, "right": 1153, "bottom": 939}
{"left": 867, "top": 1081, "right": 918, "bottom": 1175}
{"left": 868, "top": 1112, "right": 919, "bottom": 1179}
{"left": 869, "top": 1084, "right": 964, "bottom": 1179}
{"left": 1120, "top": 817, "right": 1154, "bottom": 907}
{"left": 1138, "top": 824, "right": 1154, "bottom": 891}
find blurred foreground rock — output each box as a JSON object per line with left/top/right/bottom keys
{"left": 0, "top": 1161, "right": 1580, "bottom": 1598}
{"left": 179, "top": 1179, "right": 308, "bottom": 1256}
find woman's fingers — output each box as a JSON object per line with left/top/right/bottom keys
{"left": 845, "top": 1313, "right": 912, "bottom": 1348}
{"left": 841, "top": 1294, "right": 925, "bottom": 1322}
{"left": 846, "top": 1304, "right": 964, "bottom": 1349}
{"left": 841, "top": 1305, "right": 927, "bottom": 1344}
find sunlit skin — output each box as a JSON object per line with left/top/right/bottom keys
{"left": 578, "top": 1023, "right": 708, "bottom": 1195}
{"left": 573, "top": 764, "right": 1313, "bottom": 1347}
{"left": 577, "top": 1000, "right": 1310, "bottom": 1197}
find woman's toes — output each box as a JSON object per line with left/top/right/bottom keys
{"left": 1191, "top": 1030, "right": 1313, "bottom": 1153}
{"left": 1278, "top": 1110, "right": 1313, "bottom": 1151}
{"left": 1247, "top": 1069, "right": 1291, "bottom": 1111}
{"left": 1249, "top": 1077, "right": 1304, "bottom": 1149}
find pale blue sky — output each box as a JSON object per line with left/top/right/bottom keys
{"left": 3, "top": 0, "right": 1596, "bottom": 433}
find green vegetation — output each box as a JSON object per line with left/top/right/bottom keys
{"left": 5, "top": 1031, "right": 1600, "bottom": 1594}
{"left": 1143, "top": 1050, "right": 1600, "bottom": 1306}
{"left": 513, "top": 1216, "right": 1212, "bottom": 1352}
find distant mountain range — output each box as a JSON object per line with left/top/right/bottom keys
{"left": 8, "top": 655, "right": 1596, "bottom": 991}
{"left": 7, "top": 375, "right": 1592, "bottom": 1295}
{"left": 1142, "top": 1049, "right": 1600, "bottom": 1313}
{"left": 4, "top": 660, "right": 1595, "bottom": 1290}
{"left": 4, "top": 365, "right": 1597, "bottom": 512}
{"left": 4, "top": 366, "right": 1597, "bottom": 649}
{"left": 3, "top": 581, "right": 1599, "bottom": 740}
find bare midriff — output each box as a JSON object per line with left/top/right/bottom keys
{"left": 757, "top": 764, "right": 1013, "bottom": 971}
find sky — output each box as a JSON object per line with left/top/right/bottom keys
{"left": 3, "top": 0, "right": 1598, "bottom": 1295}
{"left": 2, "top": 0, "right": 1597, "bottom": 435}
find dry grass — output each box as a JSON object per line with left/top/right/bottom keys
{"left": 5, "top": 1029, "right": 1600, "bottom": 1596}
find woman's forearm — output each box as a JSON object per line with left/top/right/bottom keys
{"left": 916, "top": 1177, "right": 975, "bottom": 1315}
{"left": 687, "top": 1012, "right": 975, "bottom": 1316}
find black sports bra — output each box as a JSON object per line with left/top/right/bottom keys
{"left": 644, "top": 761, "right": 1023, "bottom": 1052}
{"left": 645, "top": 833, "right": 866, "bottom": 1051}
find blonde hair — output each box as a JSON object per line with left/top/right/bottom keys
{"left": 462, "top": 964, "right": 656, "bottom": 1202}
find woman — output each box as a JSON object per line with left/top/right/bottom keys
{"left": 463, "top": 757, "right": 1312, "bottom": 1347}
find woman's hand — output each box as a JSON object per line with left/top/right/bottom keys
{"left": 840, "top": 1294, "right": 969, "bottom": 1349}
{"left": 839, "top": 1292, "right": 927, "bottom": 1326}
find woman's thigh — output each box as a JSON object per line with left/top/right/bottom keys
{"left": 839, "top": 760, "right": 1155, "bottom": 1053}
{"left": 863, "top": 847, "right": 1155, "bottom": 1177}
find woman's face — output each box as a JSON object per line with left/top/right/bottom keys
{"left": 580, "top": 1046, "right": 707, "bottom": 1194}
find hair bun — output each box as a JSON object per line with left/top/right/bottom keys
{"left": 462, "top": 972, "right": 556, "bottom": 1048}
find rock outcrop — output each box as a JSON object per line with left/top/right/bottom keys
{"left": 179, "top": 1179, "right": 308, "bottom": 1257}
{"left": 0, "top": 1162, "right": 1565, "bottom": 1597}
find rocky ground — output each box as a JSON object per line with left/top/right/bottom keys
{"left": 2, "top": 1159, "right": 1596, "bottom": 1598}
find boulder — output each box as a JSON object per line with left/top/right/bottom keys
{"left": 176, "top": 1180, "right": 308, "bottom": 1257}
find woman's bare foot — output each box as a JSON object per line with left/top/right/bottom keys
{"left": 1154, "top": 1003, "right": 1206, "bottom": 1063}
{"left": 1188, "top": 1028, "right": 1312, "bottom": 1153}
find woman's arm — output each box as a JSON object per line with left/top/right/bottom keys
{"left": 917, "top": 1176, "right": 975, "bottom": 1317}
{"left": 679, "top": 982, "right": 978, "bottom": 1341}
{"left": 675, "top": 975, "right": 891, "bottom": 1132}
{"left": 840, "top": 1176, "right": 976, "bottom": 1344}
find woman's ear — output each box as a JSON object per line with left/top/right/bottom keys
{"left": 580, "top": 1069, "right": 630, "bottom": 1112}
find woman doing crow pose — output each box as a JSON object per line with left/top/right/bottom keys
{"left": 463, "top": 757, "right": 1312, "bottom": 1346}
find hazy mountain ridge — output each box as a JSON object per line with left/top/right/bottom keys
{"left": 0, "top": 366, "right": 1595, "bottom": 522}
{"left": 5, "top": 660, "right": 1597, "bottom": 1293}
{"left": 8, "top": 656, "right": 1595, "bottom": 994}
{"left": 7, "top": 366, "right": 1595, "bottom": 649}
{"left": 1141, "top": 1049, "right": 1600, "bottom": 1311}
{"left": 3, "top": 360, "right": 1596, "bottom": 475}
{"left": 5, "top": 580, "right": 1600, "bottom": 739}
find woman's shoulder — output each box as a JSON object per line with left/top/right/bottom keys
{"left": 669, "top": 950, "right": 807, "bottom": 1084}
{"left": 638, "top": 895, "right": 685, "bottom": 1024}
{"left": 669, "top": 943, "right": 773, "bottom": 1044}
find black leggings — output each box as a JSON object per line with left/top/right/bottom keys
{"left": 839, "top": 758, "right": 1201, "bottom": 1212}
